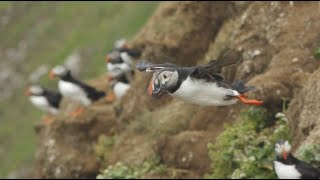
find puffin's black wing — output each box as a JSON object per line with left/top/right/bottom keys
{"left": 296, "top": 161, "right": 320, "bottom": 179}
{"left": 136, "top": 61, "right": 179, "bottom": 72}
{"left": 73, "top": 78, "right": 106, "bottom": 101}
{"left": 190, "top": 49, "right": 243, "bottom": 82}
{"left": 44, "top": 90, "right": 62, "bottom": 108}
{"left": 119, "top": 48, "right": 141, "bottom": 58}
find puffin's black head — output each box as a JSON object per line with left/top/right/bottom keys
{"left": 275, "top": 140, "right": 292, "bottom": 161}
{"left": 49, "top": 65, "right": 68, "bottom": 80}
{"left": 148, "top": 68, "right": 179, "bottom": 98}
{"left": 25, "top": 85, "right": 44, "bottom": 96}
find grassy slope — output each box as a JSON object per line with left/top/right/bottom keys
{"left": 0, "top": 2, "right": 158, "bottom": 177}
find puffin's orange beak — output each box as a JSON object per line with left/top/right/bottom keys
{"left": 148, "top": 80, "right": 153, "bottom": 96}
{"left": 282, "top": 146, "right": 288, "bottom": 160}
{"left": 49, "top": 70, "right": 56, "bottom": 80}
{"left": 122, "top": 43, "right": 129, "bottom": 49}
{"left": 24, "top": 88, "right": 32, "bottom": 96}
{"left": 105, "top": 55, "right": 111, "bottom": 63}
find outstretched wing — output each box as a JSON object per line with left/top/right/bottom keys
{"left": 136, "top": 60, "right": 178, "bottom": 72}
{"left": 190, "top": 49, "right": 243, "bottom": 82}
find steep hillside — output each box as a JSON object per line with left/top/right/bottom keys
{"left": 4, "top": 1, "right": 320, "bottom": 179}
{"left": 0, "top": 2, "right": 158, "bottom": 178}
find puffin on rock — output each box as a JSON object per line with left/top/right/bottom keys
{"left": 25, "top": 84, "right": 62, "bottom": 124}
{"left": 136, "top": 49, "right": 263, "bottom": 106}
{"left": 274, "top": 140, "right": 320, "bottom": 179}
{"left": 105, "top": 67, "right": 131, "bottom": 103}
{"left": 49, "top": 65, "right": 106, "bottom": 117}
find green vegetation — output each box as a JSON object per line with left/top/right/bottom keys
{"left": 0, "top": 2, "right": 159, "bottom": 177}
{"left": 315, "top": 47, "right": 320, "bottom": 59}
{"left": 205, "top": 107, "right": 290, "bottom": 179}
{"left": 96, "top": 158, "right": 167, "bottom": 179}
{"left": 297, "top": 143, "right": 320, "bottom": 169}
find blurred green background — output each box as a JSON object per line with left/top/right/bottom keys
{"left": 0, "top": 2, "right": 158, "bottom": 177}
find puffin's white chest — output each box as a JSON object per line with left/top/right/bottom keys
{"left": 58, "top": 80, "right": 91, "bottom": 106}
{"left": 170, "top": 77, "right": 238, "bottom": 106}
{"left": 29, "top": 96, "right": 58, "bottom": 114}
{"left": 274, "top": 161, "right": 301, "bottom": 179}
{"left": 113, "top": 82, "right": 130, "bottom": 99}
{"left": 107, "top": 62, "right": 131, "bottom": 73}
{"left": 120, "top": 52, "right": 133, "bottom": 65}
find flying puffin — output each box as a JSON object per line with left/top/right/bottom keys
{"left": 105, "top": 68, "right": 131, "bottom": 103}
{"left": 25, "top": 84, "right": 62, "bottom": 124}
{"left": 49, "top": 65, "right": 106, "bottom": 117}
{"left": 274, "top": 140, "right": 320, "bottom": 179}
{"left": 136, "top": 49, "right": 263, "bottom": 106}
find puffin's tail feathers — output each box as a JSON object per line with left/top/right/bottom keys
{"left": 231, "top": 80, "right": 255, "bottom": 94}
{"left": 89, "top": 91, "right": 106, "bottom": 101}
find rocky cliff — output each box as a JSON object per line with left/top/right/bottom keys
{"left": 30, "top": 2, "right": 320, "bottom": 178}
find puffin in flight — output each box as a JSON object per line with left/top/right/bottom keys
{"left": 49, "top": 65, "right": 106, "bottom": 117}
{"left": 105, "top": 67, "right": 131, "bottom": 103}
{"left": 136, "top": 49, "right": 263, "bottom": 106}
{"left": 274, "top": 140, "right": 320, "bottom": 179}
{"left": 25, "top": 84, "right": 62, "bottom": 124}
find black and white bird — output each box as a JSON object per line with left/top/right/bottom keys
{"left": 105, "top": 68, "right": 131, "bottom": 103}
{"left": 136, "top": 50, "right": 263, "bottom": 106}
{"left": 105, "top": 39, "right": 141, "bottom": 82}
{"left": 274, "top": 140, "right": 320, "bottom": 179}
{"left": 25, "top": 84, "right": 62, "bottom": 124}
{"left": 49, "top": 65, "right": 106, "bottom": 117}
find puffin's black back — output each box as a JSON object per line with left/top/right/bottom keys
{"left": 119, "top": 48, "right": 141, "bottom": 58}
{"left": 61, "top": 71, "right": 106, "bottom": 102}
{"left": 43, "top": 89, "right": 62, "bottom": 108}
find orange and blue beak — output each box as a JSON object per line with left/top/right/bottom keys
{"left": 49, "top": 70, "right": 56, "bottom": 80}
{"left": 148, "top": 77, "right": 165, "bottom": 98}
{"left": 281, "top": 146, "right": 288, "bottom": 160}
{"left": 24, "top": 88, "right": 32, "bottom": 96}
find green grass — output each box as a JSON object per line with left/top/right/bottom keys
{"left": 0, "top": 2, "right": 159, "bottom": 177}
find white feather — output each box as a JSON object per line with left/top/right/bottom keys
{"left": 30, "top": 96, "right": 58, "bottom": 114}
{"left": 58, "top": 80, "right": 91, "bottom": 106}
{"left": 170, "top": 77, "right": 238, "bottom": 106}
{"left": 274, "top": 161, "right": 302, "bottom": 179}
{"left": 107, "top": 62, "right": 132, "bottom": 74}
{"left": 113, "top": 82, "right": 130, "bottom": 99}
{"left": 120, "top": 52, "right": 134, "bottom": 65}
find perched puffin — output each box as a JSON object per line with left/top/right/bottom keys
{"left": 49, "top": 65, "right": 106, "bottom": 117}
{"left": 105, "top": 68, "right": 131, "bottom": 103}
{"left": 136, "top": 49, "right": 263, "bottom": 106}
{"left": 25, "top": 84, "right": 62, "bottom": 124}
{"left": 105, "top": 39, "right": 141, "bottom": 81}
{"left": 274, "top": 140, "right": 320, "bottom": 179}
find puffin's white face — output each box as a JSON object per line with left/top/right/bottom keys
{"left": 49, "top": 65, "right": 68, "bottom": 79}
{"left": 25, "top": 85, "right": 44, "bottom": 96}
{"left": 275, "top": 140, "right": 292, "bottom": 160}
{"left": 114, "top": 39, "right": 127, "bottom": 49}
{"left": 148, "top": 70, "right": 179, "bottom": 98}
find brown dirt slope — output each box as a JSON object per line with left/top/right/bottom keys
{"left": 31, "top": 2, "right": 320, "bottom": 178}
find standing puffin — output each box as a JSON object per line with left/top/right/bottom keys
{"left": 136, "top": 50, "right": 263, "bottom": 106}
{"left": 25, "top": 84, "right": 62, "bottom": 124}
{"left": 105, "top": 68, "right": 131, "bottom": 103}
{"left": 274, "top": 140, "right": 320, "bottom": 179}
{"left": 49, "top": 65, "right": 106, "bottom": 117}
{"left": 105, "top": 39, "right": 141, "bottom": 82}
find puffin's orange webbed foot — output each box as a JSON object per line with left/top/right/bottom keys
{"left": 42, "top": 115, "right": 54, "bottom": 125}
{"left": 106, "top": 91, "right": 116, "bottom": 103}
{"left": 237, "top": 94, "right": 263, "bottom": 106}
{"left": 69, "top": 107, "right": 85, "bottom": 117}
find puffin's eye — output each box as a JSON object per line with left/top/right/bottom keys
{"left": 163, "top": 74, "right": 167, "bottom": 79}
